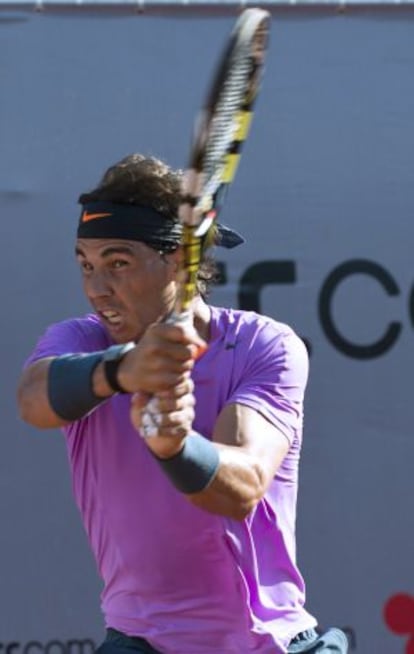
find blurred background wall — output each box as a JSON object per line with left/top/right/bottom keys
{"left": 1, "top": 3, "right": 413, "bottom": 652}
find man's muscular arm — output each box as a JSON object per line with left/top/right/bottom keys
{"left": 134, "top": 396, "right": 289, "bottom": 521}
{"left": 17, "top": 356, "right": 117, "bottom": 429}
{"left": 188, "top": 403, "right": 290, "bottom": 520}
{"left": 17, "top": 322, "right": 204, "bottom": 429}
{"left": 132, "top": 329, "right": 307, "bottom": 520}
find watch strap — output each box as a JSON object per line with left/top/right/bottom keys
{"left": 103, "top": 343, "right": 135, "bottom": 394}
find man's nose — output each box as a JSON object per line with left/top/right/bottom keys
{"left": 86, "top": 271, "right": 113, "bottom": 298}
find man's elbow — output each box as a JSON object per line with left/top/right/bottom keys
{"left": 188, "top": 494, "right": 261, "bottom": 521}
{"left": 235, "top": 482, "right": 267, "bottom": 520}
{"left": 227, "top": 474, "right": 271, "bottom": 520}
{"left": 188, "top": 484, "right": 265, "bottom": 521}
{"left": 16, "top": 378, "right": 32, "bottom": 423}
{"left": 229, "top": 499, "right": 258, "bottom": 522}
{"left": 16, "top": 380, "right": 60, "bottom": 430}
{"left": 17, "top": 389, "right": 42, "bottom": 427}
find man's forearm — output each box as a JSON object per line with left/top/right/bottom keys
{"left": 17, "top": 358, "right": 67, "bottom": 428}
{"left": 186, "top": 444, "right": 265, "bottom": 521}
{"left": 17, "top": 354, "right": 114, "bottom": 429}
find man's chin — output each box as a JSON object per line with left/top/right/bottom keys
{"left": 102, "top": 321, "right": 134, "bottom": 344}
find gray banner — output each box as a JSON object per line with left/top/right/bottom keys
{"left": 2, "top": 9, "right": 413, "bottom": 653}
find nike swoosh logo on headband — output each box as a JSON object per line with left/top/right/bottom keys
{"left": 81, "top": 211, "right": 112, "bottom": 223}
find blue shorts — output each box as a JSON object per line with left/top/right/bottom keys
{"left": 97, "top": 626, "right": 349, "bottom": 654}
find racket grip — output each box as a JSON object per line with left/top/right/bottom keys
{"left": 140, "top": 311, "right": 202, "bottom": 439}
{"left": 165, "top": 310, "right": 192, "bottom": 326}
{"left": 167, "top": 311, "right": 207, "bottom": 359}
{"left": 141, "top": 396, "right": 162, "bottom": 439}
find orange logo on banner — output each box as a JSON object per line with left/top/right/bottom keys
{"left": 81, "top": 211, "right": 112, "bottom": 223}
{"left": 384, "top": 593, "right": 414, "bottom": 653}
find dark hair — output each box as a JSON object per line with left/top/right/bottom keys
{"left": 79, "top": 153, "right": 181, "bottom": 218}
{"left": 79, "top": 153, "right": 219, "bottom": 298}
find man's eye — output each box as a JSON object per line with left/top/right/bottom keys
{"left": 80, "top": 261, "right": 92, "bottom": 272}
{"left": 112, "top": 259, "right": 128, "bottom": 269}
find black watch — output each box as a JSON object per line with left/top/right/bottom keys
{"left": 103, "top": 342, "right": 135, "bottom": 394}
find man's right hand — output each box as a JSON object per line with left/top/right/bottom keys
{"left": 116, "top": 321, "right": 207, "bottom": 396}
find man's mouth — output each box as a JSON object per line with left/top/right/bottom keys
{"left": 100, "top": 310, "right": 122, "bottom": 326}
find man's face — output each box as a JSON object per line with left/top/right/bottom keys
{"left": 75, "top": 238, "right": 179, "bottom": 343}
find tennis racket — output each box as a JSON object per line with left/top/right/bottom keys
{"left": 141, "top": 8, "right": 270, "bottom": 437}
{"left": 175, "top": 7, "right": 271, "bottom": 318}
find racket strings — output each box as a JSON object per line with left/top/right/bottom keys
{"left": 176, "top": 9, "right": 270, "bottom": 316}
{"left": 201, "top": 45, "right": 253, "bottom": 201}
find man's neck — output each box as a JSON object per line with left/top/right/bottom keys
{"left": 191, "top": 297, "right": 211, "bottom": 344}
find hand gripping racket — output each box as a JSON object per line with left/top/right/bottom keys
{"left": 141, "top": 8, "right": 271, "bottom": 437}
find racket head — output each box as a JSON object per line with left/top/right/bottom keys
{"left": 176, "top": 8, "right": 271, "bottom": 314}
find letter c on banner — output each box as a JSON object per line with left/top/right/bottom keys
{"left": 318, "top": 259, "right": 402, "bottom": 359}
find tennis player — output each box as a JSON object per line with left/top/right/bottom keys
{"left": 17, "top": 154, "right": 348, "bottom": 654}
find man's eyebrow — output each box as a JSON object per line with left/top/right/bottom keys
{"left": 100, "top": 246, "right": 135, "bottom": 258}
{"left": 75, "top": 245, "right": 135, "bottom": 258}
